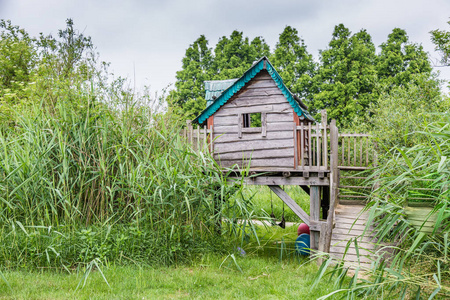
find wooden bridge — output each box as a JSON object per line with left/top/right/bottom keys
{"left": 184, "top": 111, "right": 382, "bottom": 266}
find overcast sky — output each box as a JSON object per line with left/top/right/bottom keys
{"left": 1, "top": 0, "right": 449, "bottom": 95}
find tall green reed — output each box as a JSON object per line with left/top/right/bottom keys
{"left": 315, "top": 113, "right": 450, "bottom": 299}
{"left": 0, "top": 88, "right": 253, "bottom": 269}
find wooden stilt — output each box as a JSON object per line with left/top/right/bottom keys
{"left": 310, "top": 186, "right": 320, "bottom": 250}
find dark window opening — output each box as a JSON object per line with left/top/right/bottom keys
{"left": 243, "top": 113, "right": 250, "bottom": 128}
{"left": 242, "top": 112, "right": 261, "bottom": 128}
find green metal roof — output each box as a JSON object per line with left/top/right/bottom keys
{"left": 205, "top": 79, "right": 238, "bottom": 107}
{"left": 193, "top": 57, "right": 314, "bottom": 125}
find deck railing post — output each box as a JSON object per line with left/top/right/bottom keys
{"left": 293, "top": 123, "right": 298, "bottom": 168}
{"left": 324, "top": 119, "right": 339, "bottom": 254}
{"left": 321, "top": 110, "right": 328, "bottom": 169}
{"left": 186, "top": 120, "right": 193, "bottom": 147}
{"left": 310, "top": 186, "right": 320, "bottom": 250}
{"left": 300, "top": 122, "right": 304, "bottom": 168}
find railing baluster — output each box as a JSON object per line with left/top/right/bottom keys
{"left": 308, "top": 123, "right": 312, "bottom": 167}
{"left": 347, "top": 137, "right": 350, "bottom": 166}
{"left": 300, "top": 122, "right": 304, "bottom": 168}
{"left": 366, "top": 137, "right": 369, "bottom": 167}
{"left": 360, "top": 137, "right": 363, "bottom": 167}
{"left": 294, "top": 123, "right": 298, "bottom": 168}
{"left": 316, "top": 123, "right": 321, "bottom": 168}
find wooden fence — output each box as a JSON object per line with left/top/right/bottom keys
{"left": 338, "top": 133, "right": 375, "bottom": 170}
{"left": 295, "top": 122, "right": 329, "bottom": 170}
{"left": 183, "top": 120, "right": 213, "bottom": 152}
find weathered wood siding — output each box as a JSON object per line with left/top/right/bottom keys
{"left": 213, "top": 70, "right": 296, "bottom": 169}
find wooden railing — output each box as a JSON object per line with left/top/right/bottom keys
{"left": 295, "top": 122, "right": 329, "bottom": 170}
{"left": 183, "top": 120, "right": 213, "bottom": 152}
{"left": 184, "top": 115, "right": 376, "bottom": 173}
{"left": 338, "top": 133, "right": 375, "bottom": 170}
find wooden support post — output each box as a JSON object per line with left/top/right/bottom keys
{"left": 310, "top": 186, "right": 320, "bottom": 250}
{"left": 317, "top": 222, "right": 328, "bottom": 266}
{"left": 324, "top": 119, "right": 339, "bottom": 254}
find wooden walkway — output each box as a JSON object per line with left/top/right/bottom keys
{"left": 329, "top": 205, "right": 377, "bottom": 268}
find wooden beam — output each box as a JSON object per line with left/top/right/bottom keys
{"left": 310, "top": 186, "right": 321, "bottom": 250}
{"left": 268, "top": 185, "right": 310, "bottom": 225}
{"left": 324, "top": 119, "right": 339, "bottom": 254}
{"left": 228, "top": 176, "right": 329, "bottom": 186}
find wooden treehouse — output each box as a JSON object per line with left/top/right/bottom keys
{"left": 187, "top": 57, "right": 381, "bottom": 266}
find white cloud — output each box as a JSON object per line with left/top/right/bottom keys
{"left": 1, "top": 0, "right": 449, "bottom": 93}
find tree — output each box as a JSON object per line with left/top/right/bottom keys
{"left": 169, "top": 31, "right": 270, "bottom": 121}
{"left": 377, "top": 28, "right": 432, "bottom": 87}
{"left": 270, "top": 26, "right": 315, "bottom": 102}
{"left": 0, "top": 20, "right": 36, "bottom": 105}
{"left": 312, "top": 25, "right": 378, "bottom": 128}
{"left": 212, "top": 30, "right": 269, "bottom": 80}
{"left": 370, "top": 73, "right": 447, "bottom": 148}
{"left": 431, "top": 19, "right": 450, "bottom": 66}
{"left": 167, "top": 35, "right": 213, "bottom": 121}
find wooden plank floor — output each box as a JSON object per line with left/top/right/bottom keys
{"left": 330, "top": 205, "right": 378, "bottom": 268}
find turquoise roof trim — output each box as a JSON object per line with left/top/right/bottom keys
{"left": 193, "top": 57, "right": 314, "bottom": 125}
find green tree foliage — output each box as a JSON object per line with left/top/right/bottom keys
{"left": 167, "top": 35, "right": 213, "bottom": 121}
{"left": 377, "top": 28, "right": 432, "bottom": 87}
{"left": 370, "top": 74, "right": 448, "bottom": 148}
{"left": 212, "top": 31, "right": 269, "bottom": 80}
{"left": 0, "top": 18, "right": 100, "bottom": 125}
{"left": 169, "top": 31, "right": 269, "bottom": 122}
{"left": 270, "top": 26, "right": 315, "bottom": 101}
{"left": 0, "top": 20, "right": 37, "bottom": 116}
{"left": 312, "top": 25, "right": 378, "bottom": 128}
{"left": 431, "top": 19, "right": 450, "bottom": 66}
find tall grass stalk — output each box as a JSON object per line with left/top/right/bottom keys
{"left": 316, "top": 114, "right": 450, "bottom": 299}
{"left": 0, "top": 88, "right": 254, "bottom": 269}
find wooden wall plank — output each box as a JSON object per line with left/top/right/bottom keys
{"left": 219, "top": 158, "right": 294, "bottom": 168}
{"left": 214, "top": 148, "right": 294, "bottom": 160}
{"left": 214, "top": 131, "right": 293, "bottom": 143}
{"left": 215, "top": 138, "right": 294, "bottom": 153}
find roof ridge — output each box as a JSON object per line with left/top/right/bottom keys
{"left": 193, "top": 57, "right": 314, "bottom": 125}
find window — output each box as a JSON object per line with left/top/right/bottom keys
{"left": 242, "top": 112, "right": 261, "bottom": 128}
{"left": 238, "top": 112, "right": 266, "bottom": 138}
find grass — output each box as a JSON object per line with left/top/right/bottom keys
{"left": 242, "top": 185, "right": 310, "bottom": 223}
{"left": 0, "top": 254, "right": 341, "bottom": 300}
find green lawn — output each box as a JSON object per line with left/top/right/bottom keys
{"left": 0, "top": 255, "right": 341, "bottom": 300}
{"left": 0, "top": 223, "right": 344, "bottom": 299}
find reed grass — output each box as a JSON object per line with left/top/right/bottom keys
{"left": 315, "top": 113, "right": 450, "bottom": 299}
{"left": 0, "top": 87, "right": 257, "bottom": 270}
